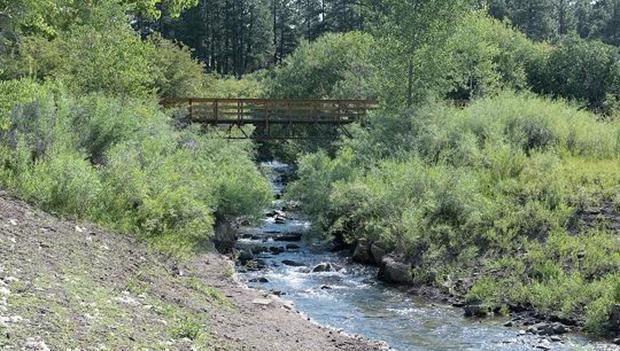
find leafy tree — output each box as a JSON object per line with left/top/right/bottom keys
{"left": 530, "top": 36, "right": 620, "bottom": 113}
{"left": 268, "top": 31, "right": 376, "bottom": 99}
{"left": 366, "top": 0, "right": 475, "bottom": 105}
{"left": 126, "top": 0, "right": 198, "bottom": 18}
{"left": 149, "top": 35, "right": 206, "bottom": 98}
{"left": 0, "top": 0, "right": 62, "bottom": 38}
{"left": 13, "top": 20, "right": 156, "bottom": 96}
{"left": 428, "top": 13, "right": 545, "bottom": 101}
{"left": 486, "top": 0, "right": 620, "bottom": 46}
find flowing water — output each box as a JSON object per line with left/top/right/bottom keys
{"left": 235, "top": 162, "right": 617, "bottom": 351}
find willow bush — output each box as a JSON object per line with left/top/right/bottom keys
{"left": 289, "top": 91, "right": 620, "bottom": 332}
{"left": 0, "top": 80, "right": 271, "bottom": 255}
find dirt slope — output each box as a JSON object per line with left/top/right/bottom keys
{"left": 0, "top": 191, "right": 386, "bottom": 350}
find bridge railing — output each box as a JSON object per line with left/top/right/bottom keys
{"left": 162, "top": 98, "right": 378, "bottom": 125}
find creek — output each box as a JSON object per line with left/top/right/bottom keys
{"left": 235, "top": 162, "right": 615, "bottom": 351}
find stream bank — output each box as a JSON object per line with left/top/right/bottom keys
{"left": 233, "top": 161, "right": 619, "bottom": 351}
{"left": 0, "top": 189, "right": 384, "bottom": 351}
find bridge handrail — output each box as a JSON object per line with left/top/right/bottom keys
{"left": 161, "top": 97, "right": 378, "bottom": 133}
{"left": 161, "top": 97, "right": 379, "bottom": 106}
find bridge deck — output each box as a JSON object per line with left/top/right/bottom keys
{"left": 162, "top": 98, "right": 378, "bottom": 139}
{"left": 163, "top": 98, "right": 377, "bottom": 125}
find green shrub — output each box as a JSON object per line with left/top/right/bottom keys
{"left": 19, "top": 150, "right": 102, "bottom": 217}
{"left": 0, "top": 80, "right": 271, "bottom": 254}
{"left": 203, "top": 74, "right": 266, "bottom": 98}
{"left": 286, "top": 148, "right": 360, "bottom": 228}
{"left": 290, "top": 91, "right": 620, "bottom": 333}
{"left": 0, "top": 79, "right": 54, "bottom": 131}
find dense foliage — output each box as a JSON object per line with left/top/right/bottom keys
{"left": 0, "top": 1, "right": 271, "bottom": 255}
{"left": 289, "top": 92, "right": 620, "bottom": 333}
{"left": 529, "top": 36, "right": 620, "bottom": 113}
{"left": 487, "top": 0, "right": 620, "bottom": 45}
{"left": 267, "top": 32, "right": 376, "bottom": 99}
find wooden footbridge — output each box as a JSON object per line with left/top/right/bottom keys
{"left": 162, "top": 98, "right": 378, "bottom": 140}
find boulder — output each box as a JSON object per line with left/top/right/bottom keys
{"left": 463, "top": 304, "right": 490, "bottom": 318}
{"left": 252, "top": 298, "right": 272, "bottom": 306}
{"left": 245, "top": 259, "right": 267, "bottom": 271}
{"left": 370, "top": 242, "right": 388, "bottom": 265}
{"left": 274, "top": 233, "right": 303, "bottom": 242}
{"left": 269, "top": 247, "right": 286, "bottom": 254}
{"left": 251, "top": 246, "right": 268, "bottom": 255}
{"left": 237, "top": 250, "right": 255, "bottom": 265}
{"left": 527, "top": 322, "right": 567, "bottom": 336}
{"left": 377, "top": 256, "right": 413, "bottom": 284}
{"left": 610, "top": 304, "right": 620, "bottom": 333}
{"left": 352, "top": 239, "right": 373, "bottom": 264}
{"left": 266, "top": 210, "right": 286, "bottom": 218}
{"left": 212, "top": 220, "right": 236, "bottom": 253}
{"left": 312, "top": 263, "right": 335, "bottom": 273}
{"left": 249, "top": 277, "right": 269, "bottom": 283}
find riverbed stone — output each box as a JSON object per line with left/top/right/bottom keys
{"left": 286, "top": 244, "right": 300, "bottom": 251}
{"left": 352, "top": 239, "right": 373, "bottom": 264}
{"left": 282, "top": 260, "right": 305, "bottom": 267}
{"left": 527, "top": 322, "right": 568, "bottom": 336}
{"left": 377, "top": 256, "right": 413, "bottom": 284}
{"left": 266, "top": 210, "right": 286, "bottom": 218}
{"left": 370, "top": 242, "right": 388, "bottom": 265}
{"left": 269, "top": 247, "right": 286, "bottom": 254}
{"left": 274, "top": 233, "right": 303, "bottom": 242}
{"left": 251, "top": 246, "right": 268, "bottom": 255}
